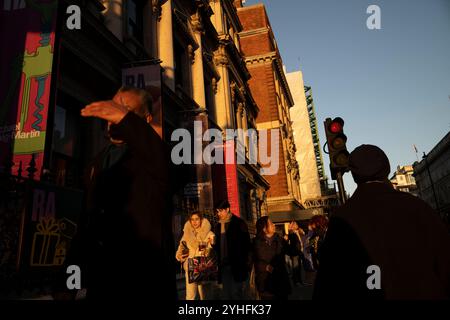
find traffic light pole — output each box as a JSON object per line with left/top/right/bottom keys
{"left": 336, "top": 171, "right": 347, "bottom": 205}
{"left": 323, "top": 117, "right": 349, "bottom": 205}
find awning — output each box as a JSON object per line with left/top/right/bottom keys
{"left": 269, "top": 208, "right": 324, "bottom": 223}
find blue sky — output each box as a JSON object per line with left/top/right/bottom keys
{"left": 245, "top": 0, "right": 450, "bottom": 194}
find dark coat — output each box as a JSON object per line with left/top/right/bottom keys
{"left": 63, "top": 112, "right": 176, "bottom": 301}
{"left": 253, "top": 233, "right": 291, "bottom": 298}
{"left": 213, "top": 214, "right": 251, "bottom": 282}
{"left": 313, "top": 182, "right": 450, "bottom": 300}
{"left": 287, "top": 232, "right": 303, "bottom": 257}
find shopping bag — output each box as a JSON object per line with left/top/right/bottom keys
{"left": 187, "top": 254, "right": 218, "bottom": 284}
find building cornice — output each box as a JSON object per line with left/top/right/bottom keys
{"left": 414, "top": 131, "right": 450, "bottom": 174}
{"left": 218, "top": 35, "right": 250, "bottom": 81}
{"left": 244, "top": 51, "right": 277, "bottom": 65}
{"left": 267, "top": 196, "right": 304, "bottom": 210}
{"left": 223, "top": 0, "right": 244, "bottom": 32}
{"left": 244, "top": 52, "right": 294, "bottom": 107}
{"left": 238, "top": 27, "right": 268, "bottom": 37}
{"left": 256, "top": 120, "right": 281, "bottom": 130}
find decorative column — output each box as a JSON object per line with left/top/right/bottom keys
{"left": 158, "top": 0, "right": 175, "bottom": 90}
{"left": 241, "top": 104, "right": 249, "bottom": 155}
{"left": 236, "top": 102, "right": 245, "bottom": 147}
{"left": 149, "top": 0, "right": 162, "bottom": 58}
{"left": 191, "top": 11, "right": 206, "bottom": 109}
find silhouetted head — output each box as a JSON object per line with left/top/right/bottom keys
{"left": 109, "top": 86, "right": 153, "bottom": 144}
{"left": 215, "top": 199, "right": 231, "bottom": 221}
{"left": 256, "top": 216, "right": 276, "bottom": 238}
{"left": 349, "top": 144, "right": 390, "bottom": 184}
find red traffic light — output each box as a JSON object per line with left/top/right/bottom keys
{"left": 324, "top": 117, "right": 349, "bottom": 180}
{"left": 330, "top": 122, "right": 343, "bottom": 133}
{"left": 329, "top": 117, "right": 344, "bottom": 133}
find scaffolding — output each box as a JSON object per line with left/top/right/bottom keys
{"left": 304, "top": 86, "right": 327, "bottom": 188}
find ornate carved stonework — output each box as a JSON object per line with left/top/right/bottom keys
{"left": 237, "top": 85, "right": 245, "bottom": 102}
{"left": 213, "top": 51, "right": 229, "bottom": 66}
{"left": 237, "top": 102, "right": 244, "bottom": 116}
{"left": 288, "top": 141, "right": 296, "bottom": 159}
{"left": 280, "top": 125, "right": 286, "bottom": 139}
{"left": 211, "top": 77, "right": 218, "bottom": 94}
{"left": 191, "top": 11, "right": 204, "bottom": 34}
{"left": 230, "top": 81, "right": 236, "bottom": 103}
{"left": 187, "top": 44, "right": 195, "bottom": 64}
{"left": 152, "top": 0, "right": 162, "bottom": 21}
{"left": 292, "top": 167, "right": 299, "bottom": 180}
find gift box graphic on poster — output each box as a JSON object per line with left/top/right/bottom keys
{"left": 30, "top": 217, "right": 62, "bottom": 266}
{"left": 17, "top": 183, "right": 82, "bottom": 271}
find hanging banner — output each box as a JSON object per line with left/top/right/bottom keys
{"left": 224, "top": 139, "right": 241, "bottom": 217}
{"left": 122, "top": 64, "right": 163, "bottom": 139}
{"left": 0, "top": 0, "right": 59, "bottom": 177}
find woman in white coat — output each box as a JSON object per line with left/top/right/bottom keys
{"left": 175, "top": 212, "right": 215, "bottom": 300}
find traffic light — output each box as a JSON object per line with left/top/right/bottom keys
{"left": 324, "top": 117, "right": 349, "bottom": 180}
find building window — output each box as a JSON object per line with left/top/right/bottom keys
{"left": 174, "top": 40, "right": 191, "bottom": 93}
{"left": 51, "top": 103, "right": 80, "bottom": 187}
{"left": 238, "top": 176, "right": 253, "bottom": 222}
{"left": 205, "top": 77, "right": 216, "bottom": 120}
{"left": 126, "top": 0, "right": 144, "bottom": 42}
{"left": 53, "top": 105, "right": 76, "bottom": 158}
{"left": 51, "top": 92, "right": 109, "bottom": 188}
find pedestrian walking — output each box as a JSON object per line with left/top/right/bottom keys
{"left": 308, "top": 215, "right": 328, "bottom": 271}
{"left": 175, "top": 212, "right": 215, "bottom": 300}
{"left": 253, "top": 216, "right": 291, "bottom": 300}
{"left": 212, "top": 200, "right": 251, "bottom": 299}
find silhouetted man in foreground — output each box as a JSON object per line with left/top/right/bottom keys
{"left": 313, "top": 144, "right": 450, "bottom": 299}
{"left": 58, "top": 86, "right": 176, "bottom": 301}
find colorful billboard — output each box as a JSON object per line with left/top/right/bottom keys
{"left": 0, "top": 0, "right": 58, "bottom": 177}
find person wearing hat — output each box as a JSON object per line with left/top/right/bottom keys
{"left": 313, "top": 144, "right": 450, "bottom": 299}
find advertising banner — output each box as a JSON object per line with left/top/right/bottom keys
{"left": 18, "top": 182, "right": 83, "bottom": 271}
{"left": 0, "top": 0, "right": 59, "bottom": 177}
{"left": 122, "top": 64, "right": 163, "bottom": 138}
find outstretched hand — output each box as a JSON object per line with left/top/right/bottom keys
{"left": 81, "top": 100, "right": 129, "bottom": 124}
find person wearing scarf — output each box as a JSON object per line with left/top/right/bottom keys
{"left": 176, "top": 212, "right": 215, "bottom": 300}
{"left": 212, "top": 200, "right": 251, "bottom": 299}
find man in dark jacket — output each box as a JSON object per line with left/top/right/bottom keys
{"left": 313, "top": 144, "right": 450, "bottom": 299}
{"left": 59, "top": 86, "right": 176, "bottom": 301}
{"left": 213, "top": 200, "right": 251, "bottom": 299}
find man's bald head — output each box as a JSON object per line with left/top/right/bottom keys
{"left": 115, "top": 86, "right": 153, "bottom": 118}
